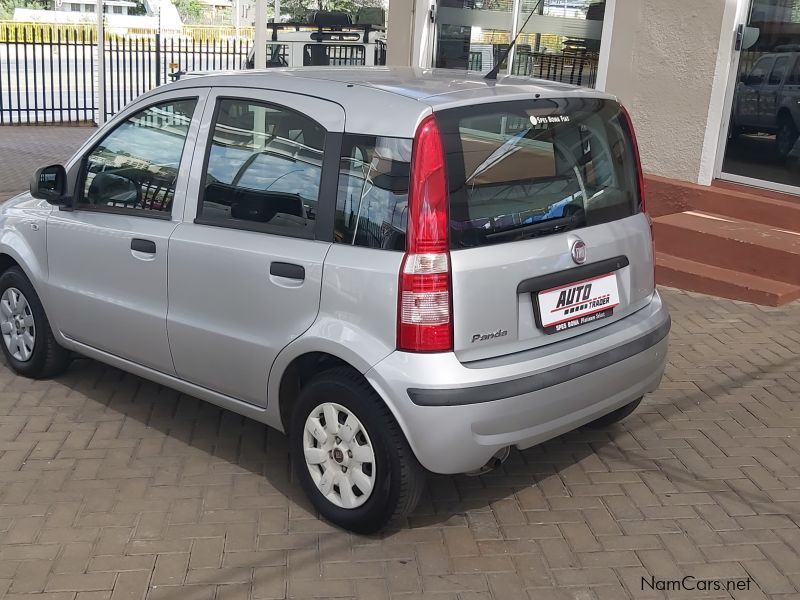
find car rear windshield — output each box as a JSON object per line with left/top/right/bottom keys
{"left": 437, "top": 97, "right": 642, "bottom": 248}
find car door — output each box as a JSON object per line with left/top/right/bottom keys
{"left": 166, "top": 88, "right": 343, "bottom": 407}
{"left": 46, "top": 90, "right": 207, "bottom": 373}
{"left": 736, "top": 56, "right": 773, "bottom": 129}
{"left": 758, "top": 55, "right": 790, "bottom": 130}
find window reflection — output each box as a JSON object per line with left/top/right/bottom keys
{"left": 433, "top": 0, "right": 604, "bottom": 87}
{"left": 81, "top": 99, "right": 196, "bottom": 213}
{"left": 722, "top": 0, "right": 800, "bottom": 189}
{"left": 199, "top": 99, "right": 324, "bottom": 235}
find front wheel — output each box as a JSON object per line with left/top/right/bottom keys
{"left": 290, "top": 367, "right": 424, "bottom": 534}
{"left": 0, "top": 267, "right": 70, "bottom": 379}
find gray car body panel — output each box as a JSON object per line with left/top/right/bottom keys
{"left": 0, "top": 67, "right": 666, "bottom": 475}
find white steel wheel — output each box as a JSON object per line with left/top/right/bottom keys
{"left": 302, "top": 401, "right": 376, "bottom": 509}
{"left": 0, "top": 287, "right": 35, "bottom": 362}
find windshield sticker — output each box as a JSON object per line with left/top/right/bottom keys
{"left": 530, "top": 115, "right": 571, "bottom": 127}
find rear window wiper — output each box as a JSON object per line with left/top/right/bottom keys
{"left": 484, "top": 213, "right": 587, "bottom": 242}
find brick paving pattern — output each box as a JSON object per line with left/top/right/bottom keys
{"left": 0, "top": 126, "right": 93, "bottom": 201}
{"left": 1, "top": 127, "right": 800, "bottom": 599}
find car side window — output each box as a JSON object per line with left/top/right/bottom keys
{"left": 789, "top": 59, "right": 800, "bottom": 85}
{"left": 334, "top": 134, "right": 411, "bottom": 250}
{"left": 198, "top": 98, "right": 325, "bottom": 237}
{"left": 80, "top": 99, "right": 197, "bottom": 214}
{"left": 769, "top": 56, "right": 790, "bottom": 85}
{"left": 746, "top": 58, "right": 773, "bottom": 86}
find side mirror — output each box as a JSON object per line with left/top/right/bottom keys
{"left": 30, "top": 164, "right": 68, "bottom": 205}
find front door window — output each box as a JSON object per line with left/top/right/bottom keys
{"left": 81, "top": 99, "right": 197, "bottom": 215}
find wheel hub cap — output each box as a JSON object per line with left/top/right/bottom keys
{"left": 0, "top": 287, "right": 35, "bottom": 362}
{"left": 302, "top": 402, "right": 376, "bottom": 509}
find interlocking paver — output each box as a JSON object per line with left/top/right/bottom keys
{"left": 2, "top": 127, "right": 800, "bottom": 598}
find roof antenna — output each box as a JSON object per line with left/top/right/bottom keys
{"left": 484, "top": 0, "right": 544, "bottom": 80}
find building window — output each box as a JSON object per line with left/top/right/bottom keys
{"left": 433, "top": 0, "right": 605, "bottom": 88}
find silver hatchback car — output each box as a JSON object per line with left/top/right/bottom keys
{"left": 2, "top": 67, "right": 669, "bottom": 532}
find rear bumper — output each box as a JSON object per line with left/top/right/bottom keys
{"left": 366, "top": 291, "right": 670, "bottom": 474}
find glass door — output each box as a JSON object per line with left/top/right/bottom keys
{"left": 432, "top": 0, "right": 605, "bottom": 87}
{"left": 720, "top": 0, "right": 800, "bottom": 192}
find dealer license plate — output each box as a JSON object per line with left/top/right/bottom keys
{"left": 537, "top": 272, "right": 620, "bottom": 334}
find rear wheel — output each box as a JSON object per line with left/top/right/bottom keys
{"left": 585, "top": 397, "right": 642, "bottom": 428}
{"left": 290, "top": 367, "right": 424, "bottom": 533}
{"left": 0, "top": 267, "right": 70, "bottom": 379}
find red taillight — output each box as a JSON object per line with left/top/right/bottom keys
{"left": 620, "top": 104, "right": 656, "bottom": 282}
{"left": 619, "top": 104, "right": 646, "bottom": 215}
{"left": 397, "top": 115, "right": 453, "bottom": 353}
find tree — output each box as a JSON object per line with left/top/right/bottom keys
{"left": 0, "top": 0, "right": 47, "bottom": 20}
{"left": 173, "top": 0, "right": 203, "bottom": 22}
{"left": 279, "top": 0, "right": 385, "bottom": 23}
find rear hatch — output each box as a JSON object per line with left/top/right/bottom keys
{"left": 436, "top": 96, "right": 654, "bottom": 363}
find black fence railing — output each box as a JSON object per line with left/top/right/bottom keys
{"left": 0, "top": 23, "right": 252, "bottom": 124}
{"left": 104, "top": 35, "right": 250, "bottom": 119}
{"left": 0, "top": 23, "right": 96, "bottom": 124}
{"left": 512, "top": 49, "right": 599, "bottom": 87}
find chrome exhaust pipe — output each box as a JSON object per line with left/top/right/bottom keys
{"left": 464, "top": 446, "right": 511, "bottom": 476}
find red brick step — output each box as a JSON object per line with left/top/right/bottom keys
{"left": 655, "top": 253, "right": 800, "bottom": 307}
{"left": 653, "top": 211, "right": 800, "bottom": 286}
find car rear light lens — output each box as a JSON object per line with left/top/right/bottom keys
{"left": 620, "top": 104, "right": 646, "bottom": 215}
{"left": 620, "top": 104, "right": 656, "bottom": 285}
{"left": 398, "top": 115, "right": 453, "bottom": 353}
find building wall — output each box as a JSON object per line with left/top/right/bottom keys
{"left": 602, "top": 0, "right": 740, "bottom": 184}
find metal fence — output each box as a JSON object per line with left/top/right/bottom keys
{"left": 0, "top": 24, "right": 97, "bottom": 123}
{"left": 1, "top": 20, "right": 595, "bottom": 125}
{"left": 513, "top": 49, "right": 599, "bottom": 87}
{"left": 1, "top": 22, "right": 252, "bottom": 124}
{"left": 104, "top": 35, "right": 250, "bottom": 119}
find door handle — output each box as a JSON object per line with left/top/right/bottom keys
{"left": 131, "top": 238, "right": 156, "bottom": 254}
{"left": 270, "top": 262, "right": 305, "bottom": 280}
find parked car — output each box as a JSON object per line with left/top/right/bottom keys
{"left": 243, "top": 11, "right": 387, "bottom": 69}
{"left": 732, "top": 51, "right": 800, "bottom": 157}
{"left": 3, "top": 68, "right": 669, "bottom": 533}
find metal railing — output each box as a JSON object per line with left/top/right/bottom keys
{"left": 1, "top": 22, "right": 252, "bottom": 124}
{"left": 0, "top": 23, "right": 96, "bottom": 123}
{"left": 512, "top": 49, "right": 598, "bottom": 87}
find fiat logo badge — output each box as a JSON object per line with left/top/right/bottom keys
{"left": 571, "top": 240, "right": 587, "bottom": 264}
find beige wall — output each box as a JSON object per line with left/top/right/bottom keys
{"left": 387, "top": 0, "right": 414, "bottom": 66}
{"left": 602, "top": 0, "right": 740, "bottom": 184}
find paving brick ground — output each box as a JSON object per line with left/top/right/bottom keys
{"left": 1, "top": 127, "right": 800, "bottom": 599}
{"left": 0, "top": 126, "right": 93, "bottom": 201}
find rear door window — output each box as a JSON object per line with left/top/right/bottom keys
{"left": 197, "top": 98, "right": 325, "bottom": 237}
{"left": 436, "top": 98, "right": 642, "bottom": 248}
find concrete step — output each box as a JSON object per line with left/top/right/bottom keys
{"left": 646, "top": 174, "right": 800, "bottom": 230}
{"left": 653, "top": 211, "right": 800, "bottom": 285}
{"left": 656, "top": 253, "right": 800, "bottom": 306}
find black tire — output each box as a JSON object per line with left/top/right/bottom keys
{"left": 289, "top": 367, "right": 424, "bottom": 534}
{"left": 585, "top": 397, "right": 642, "bottom": 428}
{"left": 0, "top": 267, "right": 70, "bottom": 379}
{"left": 776, "top": 115, "right": 798, "bottom": 159}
